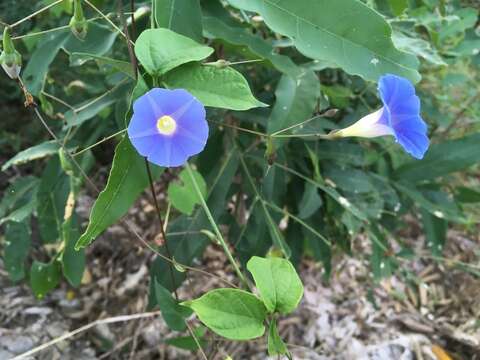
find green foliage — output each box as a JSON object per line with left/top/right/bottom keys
{"left": 226, "top": 0, "right": 420, "bottom": 82}
{"left": 168, "top": 168, "right": 207, "bottom": 215}
{"left": 134, "top": 28, "right": 213, "bottom": 76}
{"left": 75, "top": 137, "right": 162, "bottom": 249}
{"left": 1, "top": 0, "right": 479, "bottom": 356}
{"left": 4, "top": 221, "right": 31, "bottom": 282}
{"left": 163, "top": 63, "right": 267, "bottom": 110}
{"left": 2, "top": 141, "right": 59, "bottom": 171}
{"left": 247, "top": 256, "right": 303, "bottom": 314}
{"left": 267, "top": 320, "right": 289, "bottom": 357}
{"left": 154, "top": 0, "right": 203, "bottom": 42}
{"left": 30, "top": 260, "right": 62, "bottom": 299}
{"left": 183, "top": 288, "right": 268, "bottom": 340}
{"left": 154, "top": 281, "right": 192, "bottom": 331}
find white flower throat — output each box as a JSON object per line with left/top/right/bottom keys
{"left": 156, "top": 115, "right": 177, "bottom": 135}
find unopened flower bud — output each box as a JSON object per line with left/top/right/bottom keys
{"left": 69, "top": 0, "right": 88, "bottom": 40}
{"left": 0, "top": 27, "right": 22, "bottom": 79}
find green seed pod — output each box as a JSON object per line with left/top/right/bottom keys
{"left": 69, "top": 0, "right": 88, "bottom": 40}
{"left": 0, "top": 27, "right": 22, "bottom": 79}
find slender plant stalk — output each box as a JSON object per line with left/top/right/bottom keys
{"left": 9, "top": 0, "right": 64, "bottom": 28}
{"left": 144, "top": 161, "right": 179, "bottom": 299}
{"left": 185, "top": 162, "right": 249, "bottom": 288}
{"left": 11, "top": 311, "right": 162, "bottom": 359}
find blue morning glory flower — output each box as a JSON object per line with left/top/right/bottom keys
{"left": 127, "top": 88, "right": 209, "bottom": 167}
{"left": 332, "top": 74, "right": 429, "bottom": 159}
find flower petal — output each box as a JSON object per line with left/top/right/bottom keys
{"left": 378, "top": 74, "right": 415, "bottom": 107}
{"left": 395, "top": 129, "right": 429, "bottom": 159}
{"left": 147, "top": 138, "right": 188, "bottom": 167}
{"left": 128, "top": 132, "right": 158, "bottom": 157}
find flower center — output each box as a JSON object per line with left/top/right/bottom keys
{"left": 156, "top": 115, "right": 177, "bottom": 135}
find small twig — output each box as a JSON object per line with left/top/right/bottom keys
{"left": 185, "top": 162, "right": 249, "bottom": 288}
{"left": 207, "top": 118, "right": 268, "bottom": 138}
{"left": 71, "top": 128, "right": 127, "bottom": 156}
{"left": 11, "top": 17, "right": 103, "bottom": 40}
{"left": 117, "top": 0, "right": 138, "bottom": 77}
{"left": 11, "top": 311, "right": 161, "bottom": 359}
{"left": 9, "top": 0, "right": 64, "bottom": 28}
{"left": 185, "top": 320, "right": 209, "bottom": 360}
{"left": 84, "top": 0, "right": 133, "bottom": 44}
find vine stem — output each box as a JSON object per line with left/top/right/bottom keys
{"left": 9, "top": 0, "right": 64, "bottom": 28}
{"left": 185, "top": 162, "right": 249, "bottom": 289}
{"left": 144, "top": 160, "right": 179, "bottom": 299}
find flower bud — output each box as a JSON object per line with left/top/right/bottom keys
{"left": 69, "top": 0, "right": 88, "bottom": 40}
{"left": 0, "top": 27, "right": 22, "bottom": 79}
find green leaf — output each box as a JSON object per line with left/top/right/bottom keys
{"left": 2, "top": 141, "right": 59, "bottom": 171}
{"left": 184, "top": 288, "right": 267, "bottom": 340}
{"left": 0, "top": 202, "right": 37, "bottom": 225}
{"left": 246, "top": 256, "right": 303, "bottom": 314}
{"left": 267, "top": 320, "right": 289, "bottom": 357}
{"left": 36, "top": 157, "right": 70, "bottom": 243}
{"left": 226, "top": 0, "right": 420, "bottom": 82}
{"left": 421, "top": 209, "right": 447, "bottom": 257}
{"left": 164, "top": 63, "right": 267, "bottom": 110}
{"left": 455, "top": 187, "right": 480, "bottom": 204}
{"left": 62, "top": 215, "right": 85, "bottom": 287}
{"left": 203, "top": 8, "right": 300, "bottom": 76}
{"left": 0, "top": 176, "right": 39, "bottom": 220}
{"left": 267, "top": 70, "right": 320, "bottom": 147}
{"left": 69, "top": 52, "right": 135, "bottom": 78}
{"left": 387, "top": 0, "right": 408, "bottom": 16}
{"left": 23, "top": 23, "right": 118, "bottom": 95}
{"left": 154, "top": 281, "right": 192, "bottom": 331}
{"left": 155, "top": 0, "right": 203, "bottom": 42}
{"left": 23, "top": 31, "right": 70, "bottom": 96}
{"left": 298, "top": 183, "right": 322, "bottom": 219}
{"left": 395, "top": 183, "right": 467, "bottom": 223}
{"left": 395, "top": 133, "right": 480, "bottom": 182}
{"left": 168, "top": 168, "right": 207, "bottom": 215}
{"left": 75, "top": 138, "right": 162, "bottom": 249}
{"left": 4, "top": 221, "right": 31, "bottom": 282}
{"left": 30, "top": 260, "right": 62, "bottom": 298}
{"left": 134, "top": 28, "right": 213, "bottom": 76}
{"left": 165, "top": 327, "right": 207, "bottom": 351}
{"left": 392, "top": 31, "right": 446, "bottom": 66}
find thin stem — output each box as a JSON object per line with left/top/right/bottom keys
{"left": 117, "top": 0, "right": 138, "bottom": 77}
{"left": 273, "top": 132, "right": 331, "bottom": 139}
{"left": 265, "top": 201, "right": 331, "bottom": 247}
{"left": 270, "top": 114, "right": 324, "bottom": 136}
{"left": 84, "top": 0, "right": 133, "bottom": 44}
{"left": 12, "top": 16, "right": 103, "bottom": 40}
{"left": 144, "top": 159, "right": 179, "bottom": 299}
{"left": 207, "top": 119, "right": 268, "bottom": 138}
{"left": 185, "top": 321, "right": 208, "bottom": 360}
{"left": 75, "top": 78, "right": 129, "bottom": 113}
{"left": 71, "top": 128, "right": 127, "bottom": 156}
{"left": 11, "top": 311, "right": 162, "bottom": 359}
{"left": 185, "top": 162, "right": 249, "bottom": 288}
{"left": 239, "top": 154, "right": 289, "bottom": 257}
{"left": 9, "top": 0, "right": 64, "bottom": 28}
